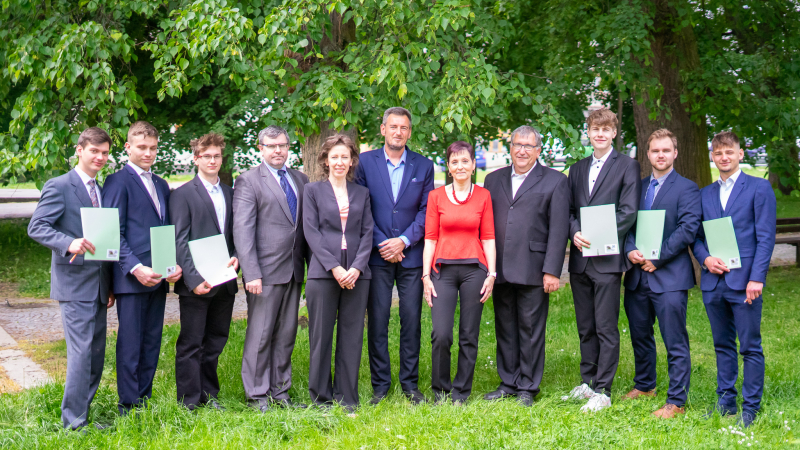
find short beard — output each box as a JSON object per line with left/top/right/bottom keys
{"left": 385, "top": 141, "right": 406, "bottom": 152}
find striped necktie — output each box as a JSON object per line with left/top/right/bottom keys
{"left": 87, "top": 179, "right": 99, "bottom": 208}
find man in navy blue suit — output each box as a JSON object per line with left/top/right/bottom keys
{"left": 104, "top": 121, "right": 183, "bottom": 415}
{"left": 622, "top": 129, "right": 701, "bottom": 419}
{"left": 693, "top": 131, "right": 776, "bottom": 428}
{"left": 355, "top": 107, "right": 435, "bottom": 404}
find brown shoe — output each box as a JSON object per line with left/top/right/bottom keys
{"left": 652, "top": 403, "right": 686, "bottom": 418}
{"left": 624, "top": 388, "right": 657, "bottom": 400}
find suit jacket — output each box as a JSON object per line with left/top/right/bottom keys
{"left": 354, "top": 147, "right": 435, "bottom": 268}
{"left": 484, "top": 163, "right": 570, "bottom": 285}
{"left": 169, "top": 176, "right": 238, "bottom": 298}
{"left": 232, "top": 163, "right": 309, "bottom": 285}
{"left": 692, "top": 173, "right": 776, "bottom": 291}
{"left": 568, "top": 149, "right": 641, "bottom": 274}
{"left": 27, "top": 169, "right": 112, "bottom": 302}
{"left": 303, "top": 180, "right": 374, "bottom": 279}
{"left": 624, "top": 171, "right": 701, "bottom": 293}
{"left": 103, "top": 164, "right": 171, "bottom": 294}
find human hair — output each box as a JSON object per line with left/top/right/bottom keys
{"left": 510, "top": 125, "right": 542, "bottom": 147}
{"left": 190, "top": 132, "right": 226, "bottom": 157}
{"left": 586, "top": 108, "right": 619, "bottom": 130}
{"left": 127, "top": 120, "right": 159, "bottom": 142}
{"left": 258, "top": 125, "right": 290, "bottom": 145}
{"left": 445, "top": 141, "right": 474, "bottom": 163}
{"left": 382, "top": 107, "right": 412, "bottom": 125}
{"left": 711, "top": 130, "right": 740, "bottom": 151}
{"left": 647, "top": 128, "right": 677, "bottom": 151}
{"left": 77, "top": 127, "right": 111, "bottom": 148}
{"left": 317, "top": 134, "right": 360, "bottom": 181}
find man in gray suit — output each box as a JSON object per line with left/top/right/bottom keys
{"left": 233, "top": 125, "right": 309, "bottom": 412}
{"left": 28, "top": 127, "right": 114, "bottom": 430}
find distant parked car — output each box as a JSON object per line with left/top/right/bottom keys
{"left": 475, "top": 147, "right": 486, "bottom": 169}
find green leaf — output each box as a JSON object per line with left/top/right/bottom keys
{"left": 398, "top": 83, "right": 408, "bottom": 99}
{"left": 481, "top": 87, "right": 493, "bottom": 99}
{"left": 258, "top": 34, "right": 266, "bottom": 45}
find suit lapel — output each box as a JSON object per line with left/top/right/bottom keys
{"left": 259, "top": 163, "right": 294, "bottom": 224}
{"left": 589, "top": 150, "right": 618, "bottom": 202}
{"left": 511, "top": 163, "right": 544, "bottom": 204}
{"left": 287, "top": 168, "right": 304, "bottom": 229}
{"left": 651, "top": 171, "right": 677, "bottom": 210}
{"left": 153, "top": 176, "right": 166, "bottom": 223}
{"left": 69, "top": 170, "right": 94, "bottom": 208}
{"left": 394, "top": 150, "right": 415, "bottom": 204}
{"left": 194, "top": 177, "right": 222, "bottom": 234}
{"left": 125, "top": 164, "right": 161, "bottom": 217}
{"left": 710, "top": 182, "right": 723, "bottom": 218}
{"left": 638, "top": 177, "right": 648, "bottom": 210}
{"left": 499, "top": 166, "right": 514, "bottom": 204}
{"left": 580, "top": 158, "right": 591, "bottom": 205}
{"left": 375, "top": 149, "right": 395, "bottom": 203}
{"left": 223, "top": 184, "right": 233, "bottom": 235}
{"left": 345, "top": 180, "right": 356, "bottom": 232}
{"left": 723, "top": 173, "right": 747, "bottom": 217}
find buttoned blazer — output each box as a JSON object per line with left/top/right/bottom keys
{"left": 303, "top": 180, "right": 374, "bottom": 279}
{"left": 354, "top": 147, "right": 435, "bottom": 268}
{"left": 623, "top": 171, "right": 701, "bottom": 293}
{"left": 484, "top": 163, "right": 570, "bottom": 285}
{"left": 27, "top": 169, "right": 112, "bottom": 302}
{"left": 170, "top": 176, "right": 238, "bottom": 298}
{"left": 568, "top": 149, "right": 641, "bottom": 274}
{"left": 232, "top": 163, "right": 309, "bottom": 285}
{"left": 692, "top": 173, "right": 776, "bottom": 291}
{"left": 103, "top": 164, "right": 171, "bottom": 294}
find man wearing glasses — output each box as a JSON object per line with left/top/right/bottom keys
{"left": 483, "top": 125, "right": 570, "bottom": 406}
{"left": 233, "top": 125, "right": 309, "bottom": 412}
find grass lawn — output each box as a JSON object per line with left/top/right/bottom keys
{"left": 0, "top": 265, "right": 798, "bottom": 448}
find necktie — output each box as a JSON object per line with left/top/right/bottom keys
{"left": 87, "top": 179, "right": 99, "bottom": 208}
{"left": 278, "top": 169, "right": 297, "bottom": 222}
{"left": 141, "top": 172, "right": 161, "bottom": 217}
{"left": 644, "top": 178, "right": 659, "bottom": 210}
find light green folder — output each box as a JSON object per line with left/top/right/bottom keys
{"left": 635, "top": 210, "right": 666, "bottom": 260}
{"left": 702, "top": 217, "right": 742, "bottom": 269}
{"left": 150, "top": 225, "right": 177, "bottom": 279}
{"left": 80, "top": 208, "right": 120, "bottom": 261}
{"left": 188, "top": 234, "right": 238, "bottom": 287}
{"left": 580, "top": 204, "right": 620, "bottom": 257}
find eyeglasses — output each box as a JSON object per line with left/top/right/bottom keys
{"left": 198, "top": 155, "right": 223, "bottom": 161}
{"left": 260, "top": 143, "right": 290, "bottom": 152}
{"left": 511, "top": 143, "right": 541, "bottom": 152}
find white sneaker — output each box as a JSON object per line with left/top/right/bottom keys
{"left": 580, "top": 393, "right": 612, "bottom": 412}
{"left": 561, "top": 383, "right": 595, "bottom": 401}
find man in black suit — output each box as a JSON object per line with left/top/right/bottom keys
{"left": 483, "top": 125, "right": 569, "bottom": 406}
{"left": 169, "top": 132, "right": 239, "bottom": 411}
{"left": 564, "top": 108, "right": 641, "bottom": 412}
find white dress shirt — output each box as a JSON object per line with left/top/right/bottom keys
{"left": 264, "top": 162, "right": 298, "bottom": 196}
{"left": 74, "top": 167, "right": 102, "bottom": 207}
{"left": 588, "top": 150, "right": 612, "bottom": 195}
{"left": 200, "top": 176, "right": 226, "bottom": 231}
{"left": 510, "top": 162, "right": 537, "bottom": 199}
{"left": 719, "top": 169, "right": 742, "bottom": 211}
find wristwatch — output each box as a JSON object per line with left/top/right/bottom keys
{"left": 487, "top": 272, "right": 497, "bottom": 278}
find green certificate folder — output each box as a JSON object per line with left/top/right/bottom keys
{"left": 150, "top": 225, "right": 177, "bottom": 278}
{"left": 702, "top": 217, "right": 742, "bottom": 269}
{"left": 80, "top": 208, "right": 120, "bottom": 261}
{"left": 580, "top": 204, "right": 620, "bottom": 257}
{"left": 188, "top": 234, "right": 238, "bottom": 287}
{"left": 635, "top": 210, "right": 666, "bottom": 260}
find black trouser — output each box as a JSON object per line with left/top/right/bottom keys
{"left": 430, "top": 264, "right": 485, "bottom": 401}
{"left": 367, "top": 262, "right": 423, "bottom": 393}
{"left": 492, "top": 283, "right": 549, "bottom": 396}
{"left": 306, "top": 277, "right": 370, "bottom": 407}
{"left": 569, "top": 259, "right": 621, "bottom": 396}
{"left": 175, "top": 290, "right": 236, "bottom": 409}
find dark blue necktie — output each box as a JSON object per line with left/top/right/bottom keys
{"left": 644, "top": 178, "right": 659, "bottom": 210}
{"left": 278, "top": 169, "right": 297, "bottom": 222}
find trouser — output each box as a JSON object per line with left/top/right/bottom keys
{"left": 430, "top": 264, "right": 485, "bottom": 401}
{"left": 241, "top": 280, "right": 301, "bottom": 401}
{"left": 492, "top": 283, "right": 549, "bottom": 396}
{"left": 367, "top": 262, "right": 423, "bottom": 393}
{"left": 569, "top": 260, "right": 621, "bottom": 396}
{"left": 115, "top": 284, "right": 167, "bottom": 414}
{"left": 703, "top": 282, "right": 764, "bottom": 414}
{"left": 624, "top": 274, "right": 691, "bottom": 406}
{"left": 59, "top": 297, "right": 107, "bottom": 429}
{"left": 306, "top": 277, "right": 370, "bottom": 406}
{"left": 175, "top": 290, "right": 236, "bottom": 409}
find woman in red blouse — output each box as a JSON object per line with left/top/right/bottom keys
{"left": 422, "top": 141, "right": 496, "bottom": 404}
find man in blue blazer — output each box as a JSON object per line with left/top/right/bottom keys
{"left": 693, "top": 131, "right": 776, "bottom": 428}
{"left": 103, "top": 121, "right": 183, "bottom": 415}
{"left": 622, "top": 129, "right": 701, "bottom": 419}
{"left": 355, "top": 107, "right": 435, "bottom": 404}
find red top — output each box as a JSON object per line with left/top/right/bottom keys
{"left": 424, "top": 185, "right": 495, "bottom": 276}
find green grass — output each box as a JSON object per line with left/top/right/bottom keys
{"left": 0, "top": 219, "right": 53, "bottom": 298}
{"left": 1, "top": 266, "right": 798, "bottom": 448}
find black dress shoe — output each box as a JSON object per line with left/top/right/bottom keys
{"left": 206, "top": 398, "right": 226, "bottom": 411}
{"left": 737, "top": 410, "right": 756, "bottom": 428}
{"left": 272, "top": 398, "right": 308, "bottom": 409}
{"left": 433, "top": 392, "right": 450, "bottom": 405}
{"left": 247, "top": 399, "right": 271, "bottom": 414}
{"left": 370, "top": 391, "right": 388, "bottom": 405}
{"left": 341, "top": 404, "right": 358, "bottom": 414}
{"left": 518, "top": 392, "right": 534, "bottom": 407}
{"left": 403, "top": 389, "right": 427, "bottom": 405}
{"left": 483, "top": 388, "right": 516, "bottom": 401}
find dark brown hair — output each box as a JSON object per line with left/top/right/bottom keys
{"left": 586, "top": 108, "right": 619, "bottom": 130}
{"left": 127, "top": 120, "right": 159, "bottom": 142}
{"left": 445, "top": 141, "right": 474, "bottom": 163}
{"left": 77, "top": 127, "right": 111, "bottom": 148}
{"left": 318, "top": 134, "right": 360, "bottom": 181}
{"left": 190, "top": 132, "right": 226, "bottom": 157}
{"left": 711, "top": 131, "right": 740, "bottom": 151}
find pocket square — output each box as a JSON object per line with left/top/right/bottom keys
{"left": 411, "top": 178, "right": 417, "bottom": 182}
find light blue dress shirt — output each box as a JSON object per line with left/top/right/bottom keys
{"left": 648, "top": 168, "right": 673, "bottom": 202}
{"left": 264, "top": 162, "right": 298, "bottom": 196}
{"left": 385, "top": 148, "right": 410, "bottom": 247}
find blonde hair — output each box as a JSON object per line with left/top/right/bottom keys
{"left": 586, "top": 108, "right": 619, "bottom": 130}
{"left": 647, "top": 128, "right": 677, "bottom": 151}
{"left": 127, "top": 121, "right": 159, "bottom": 142}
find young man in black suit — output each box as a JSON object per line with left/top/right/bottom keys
{"left": 169, "top": 132, "right": 239, "bottom": 411}
{"left": 564, "top": 108, "right": 641, "bottom": 412}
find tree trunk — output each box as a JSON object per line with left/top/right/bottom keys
{"left": 302, "top": 119, "right": 359, "bottom": 182}
{"left": 631, "top": 0, "right": 711, "bottom": 188}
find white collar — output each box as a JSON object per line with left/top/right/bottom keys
{"left": 511, "top": 161, "right": 537, "bottom": 178}
{"left": 718, "top": 169, "right": 742, "bottom": 186}
{"left": 264, "top": 162, "right": 289, "bottom": 176}
{"left": 199, "top": 176, "right": 221, "bottom": 191}
{"left": 591, "top": 150, "right": 612, "bottom": 165}
{"left": 74, "top": 167, "right": 97, "bottom": 185}
{"left": 127, "top": 161, "right": 152, "bottom": 176}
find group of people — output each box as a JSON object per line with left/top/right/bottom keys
{"left": 27, "top": 106, "right": 776, "bottom": 432}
